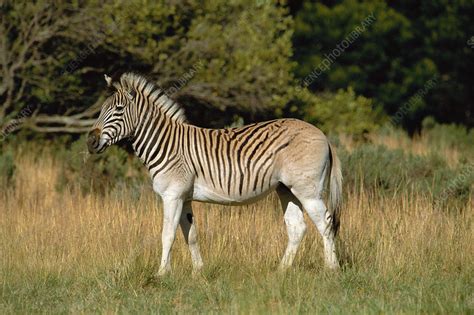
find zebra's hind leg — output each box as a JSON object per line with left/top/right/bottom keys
{"left": 301, "top": 198, "right": 340, "bottom": 270}
{"left": 180, "top": 202, "right": 204, "bottom": 274}
{"left": 277, "top": 186, "right": 307, "bottom": 270}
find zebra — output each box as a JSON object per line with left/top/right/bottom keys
{"left": 88, "top": 73, "right": 343, "bottom": 275}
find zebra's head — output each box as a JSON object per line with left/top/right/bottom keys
{"left": 87, "top": 74, "right": 138, "bottom": 154}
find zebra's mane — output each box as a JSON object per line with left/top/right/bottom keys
{"left": 119, "top": 72, "right": 187, "bottom": 123}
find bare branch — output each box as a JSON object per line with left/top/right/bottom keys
{"left": 0, "top": 2, "right": 101, "bottom": 128}
{"left": 28, "top": 125, "right": 92, "bottom": 133}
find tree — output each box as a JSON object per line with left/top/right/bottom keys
{"left": 293, "top": 0, "right": 473, "bottom": 131}
{"left": 1, "top": 0, "right": 382, "bottom": 138}
{"left": 1, "top": 0, "right": 301, "bottom": 133}
{"left": 390, "top": 0, "right": 474, "bottom": 128}
{"left": 97, "top": 0, "right": 301, "bottom": 127}
{"left": 0, "top": 1, "right": 107, "bottom": 134}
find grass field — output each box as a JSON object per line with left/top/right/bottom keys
{"left": 1, "top": 136, "right": 473, "bottom": 314}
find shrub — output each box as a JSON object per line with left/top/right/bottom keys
{"left": 304, "top": 88, "right": 385, "bottom": 138}
{"left": 56, "top": 136, "right": 146, "bottom": 195}
{"left": 0, "top": 148, "right": 15, "bottom": 186}
{"left": 422, "top": 117, "right": 474, "bottom": 156}
{"left": 338, "top": 142, "right": 472, "bottom": 209}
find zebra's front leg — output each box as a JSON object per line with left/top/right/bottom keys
{"left": 157, "top": 197, "right": 183, "bottom": 276}
{"left": 277, "top": 187, "right": 307, "bottom": 270}
{"left": 180, "top": 201, "right": 204, "bottom": 273}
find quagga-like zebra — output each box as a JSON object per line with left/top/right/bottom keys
{"left": 88, "top": 73, "right": 343, "bottom": 275}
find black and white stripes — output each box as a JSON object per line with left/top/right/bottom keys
{"left": 88, "top": 72, "right": 343, "bottom": 274}
{"left": 92, "top": 73, "right": 294, "bottom": 199}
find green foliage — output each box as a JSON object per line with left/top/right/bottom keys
{"left": 338, "top": 142, "right": 473, "bottom": 208}
{"left": 293, "top": 0, "right": 474, "bottom": 129}
{"left": 0, "top": 1, "right": 103, "bottom": 121}
{"left": 98, "top": 0, "right": 300, "bottom": 126}
{"left": 294, "top": 1, "right": 420, "bottom": 110}
{"left": 1, "top": 0, "right": 304, "bottom": 129}
{"left": 422, "top": 117, "right": 474, "bottom": 156}
{"left": 303, "top": 88, "right": 384, "bottom": 137}
{"left": 392, "top": 0, "right": 474, "bottom": 128}
{"left": 2, "top": 0, "right": 398, "bottom": 133}
{"left": 56, "top": 137, "right": 145, "bottom": 195}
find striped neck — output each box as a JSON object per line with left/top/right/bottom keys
{"left": 118, "top": 74, "right": 192, "bottom": 178}
{"left": 131, "top": 106, "right": 186, "bottom": 178}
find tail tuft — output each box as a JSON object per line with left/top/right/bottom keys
{"left": 328, "top": 142, "right": 343, "bottom": 235}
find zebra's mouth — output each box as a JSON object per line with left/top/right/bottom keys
{"left": 87, "top": 129, "right": 110, "bottom": 154}
{"left": 95, "top": 139, "right": 109, "bottom": 153}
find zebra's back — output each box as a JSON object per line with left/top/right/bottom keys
{"left": 186, "top": 118, "right": 329, "bottom": 204}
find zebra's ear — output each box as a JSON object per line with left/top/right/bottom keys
{"left": 104, "top": 74, "right": 113, "bottom": 87}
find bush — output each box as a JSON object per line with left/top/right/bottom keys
{"left": 422, "top": 117, "right": 474, "bottom": 156}
{"left": 304, "top": 88, "right": 385, "bottom": 138}
{"left": 0, "top": 148, "right": 15, "bottom": 186}
{"left": 56, "top": 136, "right": 146, "bottom": 195}
{"left": 338, "top": 142, "right": 472, "bottom": 209}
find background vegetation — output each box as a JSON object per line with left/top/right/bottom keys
{"left": 1, "top": 130, "right": 472, "bottom": 313}
{"left": 0, "top": 0, "right": 473, "bottom": 313}
{"left": 293, "top": 0, "right": 474, "bottom": 132}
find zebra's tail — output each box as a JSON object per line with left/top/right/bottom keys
{"left": 328, "top": 142, "right": 343, "bottom": 236}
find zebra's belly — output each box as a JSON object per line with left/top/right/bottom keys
{"left": 191, "top": 181, "right": 277, "bottom": 205}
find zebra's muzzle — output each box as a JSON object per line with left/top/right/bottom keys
{"left": 87, "top": 128, "right": 104, "bottom": 154}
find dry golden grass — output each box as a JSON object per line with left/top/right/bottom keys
{"left": 1, "top": 146, "right": 473, "bottom": 313}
